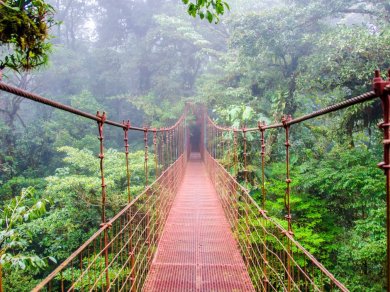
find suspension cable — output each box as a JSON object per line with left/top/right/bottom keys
{"left": 0, "top": 81, "right": 187, "bottom": 132}
{"left": 205, "top": 90, "right": 378, "bottom": 133}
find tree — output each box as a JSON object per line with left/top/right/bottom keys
{"left": 0, "top": 187, "right": 52, "bottom": 292}
{"left": 0, "top": 0, "right": 56, "bottom": 71}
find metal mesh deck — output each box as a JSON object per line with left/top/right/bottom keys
{"left": 143, "top": 153, "right": 255, "bottom": 291}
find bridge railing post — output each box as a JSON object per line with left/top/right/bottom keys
{"left": 374, "top": 69, "right": 390, "bottom": 292}
{"left": 233, "top": 130, "right": 239, "bottom": 231}
{"left": 282, "top": 114, "right": 293, "bottom": 292}
{"left": 242, "top": 128, "right": 252, "bottom": 269}
{"left": 122, "top": 120, "right": 136, "bottom": 290}
{"left": 258, "top": 121, "right": 269, "bottom": 289}
{"left": 143, "top": 128, "right": 153, "bottom": 268}
{"left": 96, "top": 111, "right": 111, "bottom": 290}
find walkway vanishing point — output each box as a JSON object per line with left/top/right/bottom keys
{"left": 143, "top": 153, "right": 255, "bottom": 291}
{"left": 3, "top": 71, "right": 390, "bottom": 291}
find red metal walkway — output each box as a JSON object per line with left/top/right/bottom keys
{"left": 143, "top": 153, "right": 255, "bottom": 291}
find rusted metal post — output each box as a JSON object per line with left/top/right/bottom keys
{"left": 233, "top": 130, "right": 239, "bottom": 231}
{"left": 97, "top": 111, "right": 110, "bottom": 289}
{"left": 208, "top": 122, "right": 211, "bottom": 154}
{"left": 123, "top": 120, "right": 131, "bottom": 203}
{"left": 153, "top": 129, "right": 160, "bottom": 242}
{"left": 210, "top": 125, "right": 214, "bottom": 158}
{"left": 168, "top": 129, "right": 171, "bottom": 165}
{"left": 282, "top": 115, "right": 293, "bottom": 292}
{"left": 227, "top": 130, "right": 231, "bottom": 171}
{"left": 144, "top": 129, "right": 149, "bottom": 187}
{"left": 374, "top": 69, "right": 390, "bottom": 292}
{"left": 215, "top": 129, "right": 222, "bottom": 160}
{"left": 184, "top": 116, "right": 187, "bottom": 157}
{"left": 242, "top": 128, "right": 252, "bottom": 269}
{"left": 233, "top": 131, "right": 238, "bottom": 177}
{"left": 172, "top": 128, "right": 175, "bottom": 161}
{"left": 123, "top": 120, "right": 136, "bottom": 290}
{"left": 213, "top": 127, "right": 216, "bottom": 159}
{"left": 222, "top": 131, "right": 225, "bottom": 161}
{"left": 163, "top": 130, "right": 167, "bottom": 170}
{"left": 144, "top": 128, "right": 152, "bottom": 266}
{"left": 243, "top": 128, "right": 248, "bottom": 183}
{"left": 153, "top": 129, "right": 158, "bottom": 178}
{"left": 258, "top": 121, "right": 269, "bottom": 290}
{"left": 97, "top": 112, "right": 107, "bottom": 222}
{"left": 258, "top": 121, "right": 266, "bottom": 210}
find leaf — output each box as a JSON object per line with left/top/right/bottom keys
{"left": 242, "top": 106, "right": 253, "bottom": 121}
{"left": 188, "top": 3, "right": 197, "bottom": 17}
{"left": 18, "top": 260, "right": 26, "bottom": 270}
{"left": 48, "top": 256, "right": 57, "bottom": 264}
{"left": 206, "top": 10, "right": 213, "bottom": 23}
{"left": 2, "top": 2, "right": 21, "bottom": 11}
{"left": 215, "top": 2, "right": 224, "bottom": 15}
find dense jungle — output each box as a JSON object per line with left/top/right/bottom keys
{"left": 1, "top": 0, "right": 390, "bottom": 291}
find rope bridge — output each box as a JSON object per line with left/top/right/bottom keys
{"left": 0, "top": 69, "right": 390, "bottom": 291}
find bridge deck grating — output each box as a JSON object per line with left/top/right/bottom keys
{"left": 143, "top": 153, "right": 255, "bottom": 292}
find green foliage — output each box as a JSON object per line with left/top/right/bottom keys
{"left": 0, "top": 176, "right": 46, "bottom": 201}
{"left": 215, "top": 104, "right": 269, "bottom": 129}
{"left": 0, "top": 145, "right": 151, "bottom": 288}
{"left": 1, "top": 0, "right": 390, "bottom": 290}
{"left": 0, "top": 187, "right": 51, "bottom": 272}
{"left": 59, "top": 256, "right": 131, "bottom": 290}
{"left": 182, "top": 0, "right": 230, "bottom": 23}
{"left": 0, "top": 0, "right": 56, "bottom": 71}
{"left": 287, "top": 146, "right": 383, "bottom": 287}
{"left": 299, "top": 26, "right": 390, "bottom": 96}
{"left": 264, "top": 162, "right": 337, "bottom": 257}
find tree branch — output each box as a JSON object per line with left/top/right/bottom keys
{"left": 15, "top": 112, "right": 26, "bottom": 128}
{"left": 338, "top": 8, "right": 375, "bottom": 15}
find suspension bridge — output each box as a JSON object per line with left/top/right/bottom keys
{"left": 1, "top": 69, "right": 390, "bottom": 291}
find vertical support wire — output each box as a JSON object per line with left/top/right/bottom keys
{"left": 227, "top": 130, "right": 231, "bottom": 171}
{"left": 143, "top": 128, "right": 151, "bottom": 266}
{"left": 243, "top": 128, "right": 248, "bottom": 183}
{"left": 258, "top": 121, "right": 269, "bottom": 290}
{"left": 97, "top": 111, "right": 107, "bottom": 222}
{"left": 153, "top": 129, "right": 158, "bottom": 179}
{"left": 96, "top": 111, "right": 110, "bottom": 289}
{"left": 123, "top": 120, "right": 135, "bottom": 291}
{"left": 168, "top": 129, "right": 171, "bottom": 165}
{"left": 233, "top": 130, "right": 238, "bottom": 178}
{"left": 222, "top": 130, "right": 225, "bottom": 162}
{"left": 243, "top": 128, "right": 251, "bottom": 269}
{"left": 282, "top": 114, "right": 293, "bottom": 292}
{"left": 144, "top": 129, "right": 149, "bottom": 188}
{"left": 123, "top": 120, "right": 131, "bottom": 203}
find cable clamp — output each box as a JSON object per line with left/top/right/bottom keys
{"left": 100, "top": 222, "right": 112, "bottom": 229}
